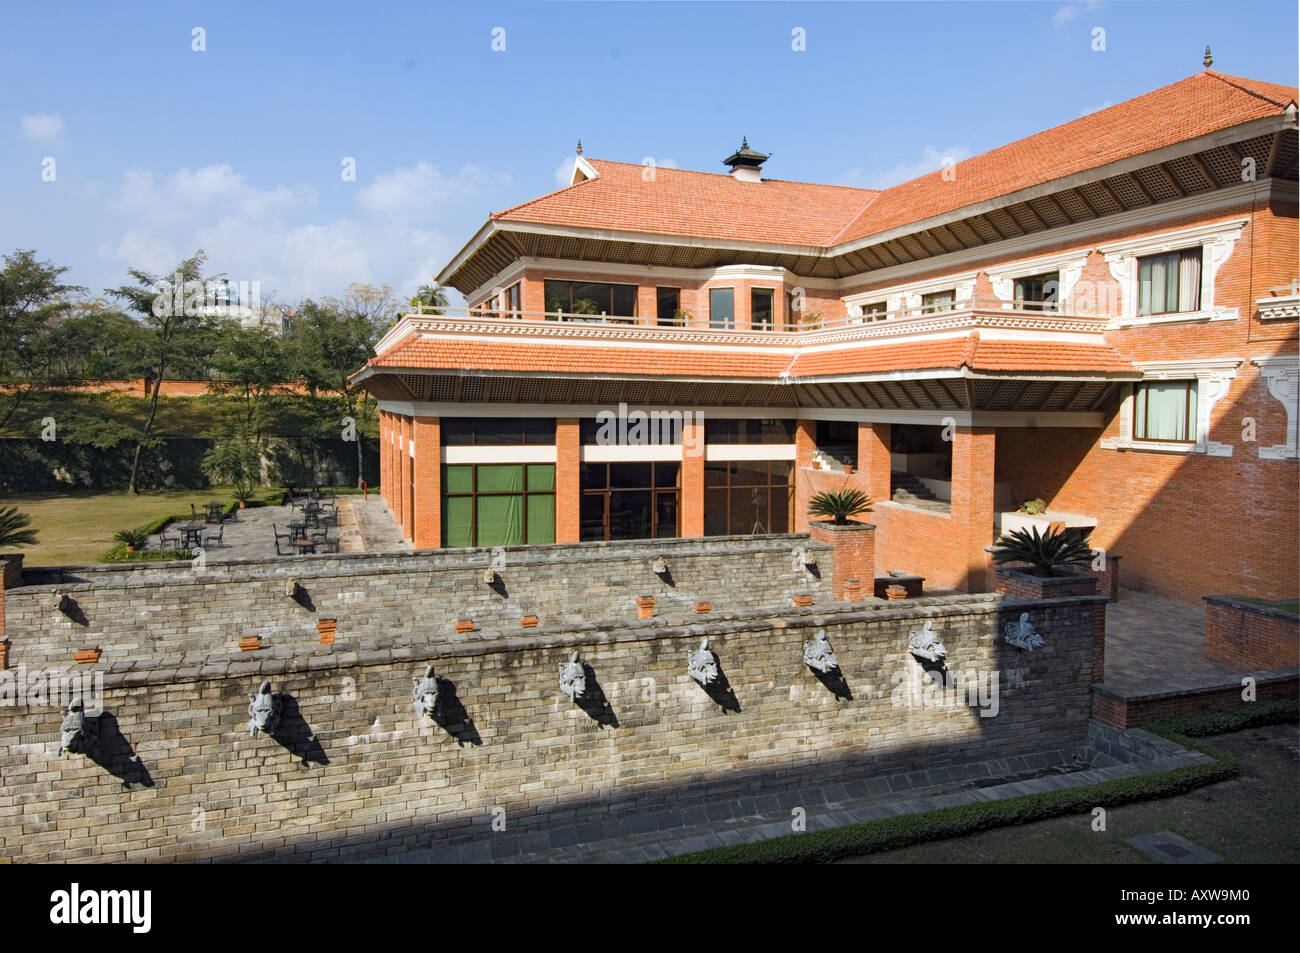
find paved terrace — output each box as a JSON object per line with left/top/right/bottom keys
{"left": 144, "top": 497, "right": 411, "bottom": 560}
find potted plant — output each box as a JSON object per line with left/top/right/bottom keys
{"left": 808, "top": 488, "right": 874, "bottom": 525}
{"left": 990, "top": 525, "right": 1092, "bottom": 577}
{"left": 113, "top": 528, "right": 148, "bottom": 552}
{"left": 1017, "top": 497, "right": 1047, "bottom": 515}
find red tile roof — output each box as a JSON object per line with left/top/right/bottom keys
{"left": 367, "top": 332, "right": 1137, "bottom": 380}
{"left": 487, "top": 71, "right": 1295, "bottom": 251}
{"left": 493, "top": 159, "right": 877, "bottom": 247}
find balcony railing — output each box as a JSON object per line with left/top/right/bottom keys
{"left": 378, "top": 298, "right": 1113, "bottom": 354}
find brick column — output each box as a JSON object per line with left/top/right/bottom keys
{"left": 556, "top": 418, "right": 581, "bottom": 543}
{"left": 412, "top": 416, "right": 441, "bottom": 548}
{"left": 859, "top": 421, "right": 891, "bottom": 502}
{"left": 793, "top": 418, "right": 817, "bottom": 532}
{"left": 808, "top": 521, "right": 875, "bottom": 600}
{"left": 951, "top": 426, "right": 996, "bottom": 592}
{"left": 379, "top": 411, "right": 390, "bottom": 511}
{"left": 399, "top": 415, "right": 413, "bottom": 540}
{"left": 681, "top": 415, "right": 705, "bottom": 536}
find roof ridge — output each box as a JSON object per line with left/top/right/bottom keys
{"left": 586, "top": 157, "right": 882, "bottom": 194}
{"left": 489, "top": 163, "right": 601, "bottom": 220}
{"left": 1202, "top": 70, "right": 1297, "bottom": 109}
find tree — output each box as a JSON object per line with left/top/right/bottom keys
{"left": 289, "top": 298, "right": 380, "bottom": 487}
{"left": 410, "top": 283, "right": 448, "bottom": 315}
{"left": 0, "top": 249, "right": 82, "bottom": 429}
{"left": 207, "top": 319, "right": 291, "bottom": 443}
{"left": 0, "top": 505, "right": 39, "bottom": 550}
{"left": 108, "top": 251, "right": 217, "bottom": 493}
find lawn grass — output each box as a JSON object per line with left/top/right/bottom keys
{"left": 4, "top": 486, "right": 281, "bottom": 566}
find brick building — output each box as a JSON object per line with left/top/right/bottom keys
{"left": 356, "top": 69, "right": 1299, "bottom": 602}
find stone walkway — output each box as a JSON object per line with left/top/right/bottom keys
{"left": 1102, "top": 589, "right": 1241, "bottom": 695}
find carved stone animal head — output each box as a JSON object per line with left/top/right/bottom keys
{"left": 412, "top": 665, "right": 440, "bottom": 717}
{"left": 247, "top": 680, "right": 282, "bottom": 737}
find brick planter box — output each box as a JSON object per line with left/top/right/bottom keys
{"left": 807, "top": 520, "right": 875, "bottom": 601}
{"left": 520, "top": 615, "right": 540, "bottom": 628}
{"left": 635, "top": 595, "right": 655, "bottom": 619}
{"left": 237, "top": 636, "right": 263, "bottom": 652}
{"left": 692, "top": 602, "right": 712, "bottom": 614}
{"left": 1204, "top": 595, "right": 1299, "bottom": 670}
{"left": 74, "top": 647, "right": 101, "bottom": 664}
{"left": 454, "top": 620, "right": 476, "bottom": 634}
{"left": 994, "top": 567, "right": 1098, "bottom": 600}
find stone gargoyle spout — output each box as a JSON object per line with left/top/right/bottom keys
{"left": 247, "top": 680, "right": 283, "bottom": 737}
{"left": 59, "top": 697, "right": 98, "bottom": 756}
{"left": 412, "top": 665, "right": 440, "bottom": 718}
{"left": 1003, "top": 612, "right": 1044, "bottom": 651}
{"left": 559, "top": 651, "right": 586, "bottom": 701}
{"left": 803, "top": 630, "right": 840, "bottom": 673}
{"left": 687, "top": 638, "right": 719, "bottom": 686}
{"left": 909, "top": 620, "right": 948, "bottom": 663}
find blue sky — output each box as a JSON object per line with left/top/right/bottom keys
{"left": 2, "top": 0, "right": 1296, "bottom": 306}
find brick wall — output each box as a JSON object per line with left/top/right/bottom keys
{"left": 0, "top": 591, "right": 1100, "bottom": 862}
{"left": 808, "top": 521, "right": 875, "bottom": 600}
{"left": 1204, "top": 595, "right": 1300, "bottom": 670}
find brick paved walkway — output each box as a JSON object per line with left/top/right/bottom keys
{"left": 1102, "top": 589, "right": 1240, "bottom": 695}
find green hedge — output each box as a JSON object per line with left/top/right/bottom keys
{"left": 658, "top": 700, "right": 1297, "bottom": 864}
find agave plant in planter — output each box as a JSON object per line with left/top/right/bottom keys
{"left": 113, "top": 527, "right": 149, "bottom": 552}
{"left": 991, "top": 525, "right": 1093, "bottom": 577}
{"left": 808, "top": 488, "right": 874, "bottom": 526}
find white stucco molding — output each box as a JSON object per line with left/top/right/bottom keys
{"left": 1100, "top": 218, "right": 1248, "bottom": 328}
{"left": 1100, "top": 357, "right": 1242, "bottom": 456}
{"left": 983, "top": 251, "right": 1091, "bottom": 310}
{"left": 1252, "top": 355, "right": 1300, "bottom": 460}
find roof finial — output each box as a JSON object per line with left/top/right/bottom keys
{"left": 741, "top": 136, "right": 749, "bottom": 148}
{"left": 576, "top": 139, "right": 583, "bottom": 156}
{"left": 1203, "top": 45, "right": 1213, "bottom": 68}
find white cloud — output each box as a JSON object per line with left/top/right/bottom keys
{"left": 839, "top": 145, "right": 973, "bottom": 190}
{"left": 20, "top": 113, "right": 64, "bottom": 140}
{"left": 1053, "top": 1, "right": 1100, "bottom": 29}
{"left": 95, "top": 161, "right": 478, "bottom": 302}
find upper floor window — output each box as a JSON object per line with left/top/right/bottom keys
{"left": 705, "top": 418, "right": 796, "bottom": 444}
{"left": 1138, "top": 248, "right": 1201, "bottom": 316}
{"left": 442, "top": 417, "right": 557, "bottom": 446}
{"left": 544, "top": 280, "right": 637, "bottom": 318}
{"left": 751, "top": 288, "right": 775, "bottom": 330}
{"left": 921, "top": 290, "right": 954, "bottom": 314}
{"left": 656, "top": 287, "right": 681, "bottom": 326}
{"left": 710, "top": 288, "right": 735, "bottom": 329}
{"left": 1134, "top": 381, "right": 1197, "bottom": 442}
{"left": 861, "top": 301, "right": 887, "bottom": 321}
{"left": 1015, "top": 272, "right": 1059, "bottom": 312}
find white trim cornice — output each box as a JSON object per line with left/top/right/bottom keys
{"left": 1252, "top": 355, "right": 1300, "bottom": 460}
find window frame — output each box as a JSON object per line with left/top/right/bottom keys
{"left": 709, "top": 287, "right": 735, "bottom": 329}
{"left": 579, "top": 461, "right": 681, "bottom": 541}
{"left": 920, "top": 290, "right": 955, "bottom": 314}
{"left": 656, "top": 287, "right": 681, "bottom": 326}
{"left": 702, "top": 460, "right": 794, "bottom": 536}
{"left": 543, "top": 279, "right": 638, "bottom": 318}
{"left": 750, "top": 288, "right": 775, "bottom": 331}
{"left": 441, "top": 462, "right": 556, "bottom": 547}
{"left": 1136, "top": 247, "right": 1202, "bottom": 317}
{"left": 1132, "top": 380, "right": 1198, "bottom": 444}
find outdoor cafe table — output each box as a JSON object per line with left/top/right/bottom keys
{"left": 204, "top": 502, "right": 224, "bottom": 523}
{"left": 293, "top": 540, "right": 317, "bottom": 555}
{"left": 177, "top": 523, "right": 204, "bottom": 548}
{"left": 288, "top": 522, "right": 310, "bottom": 541}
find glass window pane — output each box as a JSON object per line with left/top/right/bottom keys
{"left": 580, "top": 494, "right": 606, "bottom": 540}
{"left": 730, "top": 462, "right": 768, "bottom": 486}
{"left": 612, "top": 285, "right": 638, "bottom": 317}
{"left": 442, "top": 419, "right": 474, "bottom": 445}
{"left": 705, "top": 419, "right": 737, "bottom": 444}
{"left": 654, "top": 462, "right": 680, "bottom": 488}
{"left": 704, "top": 462, "right": 730, "bottom": 487}
{"left": 444, "top": 465, "right": 473, "bottom": 494}
{"left": 655, "top": 491, "right": 679, "bottom": 537}
{"left": 610, "top": 462, "right": 652, "bottom": 489}
{"left": 476, "top": 464, "right": 523, "bottom": 493}
{"left": 731, "top": 486, "right": 766, "bottom": 534}
{"left": 657, "top": 287, "right": 680, "bottom": 324}
{"left": 477, "top": 495, "right": 523, "bottom": 547}
{"left": 443, "top": 496, "right": 473, "bottom": 547}
{"left": 703, "top": 488, "right": 729, "bottom": 535}
{"left": 526, "top": 464, "right": 555, "bottom": 491}
{"left": 523, "top": 417, "right": 556, "bottom": 444}
{"left": 751, "top": 289, "right": 774, "bottom": 328}
{"left": 580, "top": 462, "right": 607, "bottom": 489}
{"left": 769, "top": 486, "right": 792, "bottom": 533}
{"left": 573, "top": 282, "right": 612, "bottom": 315}
{"left": 770, "top": 460, "right": 793, "bottom": 484}
{"left": 710, "top": 288, "right": 735, "bottom": 329}
{"left": 526, "top": 494, "right": 555, "bottom": 543}
{"left": 544, "top": 281, "right": 570, "bottom": 313}
{"left": 609, "top": 490, "right": 653, "bottom": 540}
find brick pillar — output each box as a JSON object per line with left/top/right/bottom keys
{"left": 681, "top": 415, "right": 704, "bottom": 536}
{"left": 859, "top": 421, "right": 891, "bottom": 503}
{"left": 399, "top": 415, "right": 413, "bottom": 540}
{"left": 951, "top": 426, "right": 996, "bottom": 592}
{"left": 808, "top": 521, "right": 875, "bottom": 601}
{"left": 794, "top": 418, "right": 817, "bottom": 532}
{"left": 412, "top": 416, "right": 441, "bottom": 548}
{"left": 379, "top": 411, "right": 390, "bottom": 511}
{"left": 555, "top": 418, "right": 581, "bottom": 543}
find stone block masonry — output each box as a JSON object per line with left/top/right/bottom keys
{"left": 3, "top": 535, "right": 831, "bottom": 671}
{"left": 0, "top": 591, "right": 1102, "bottom": 862}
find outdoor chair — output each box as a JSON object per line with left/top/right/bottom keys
{"left": 273, "top": 523, "right": 293, "bottom": 556}
{"left": 202, "top": 524, "right": 225, "bottom": 548}
{"left": 159, "top": 530, "right": 181, "bottom": 550}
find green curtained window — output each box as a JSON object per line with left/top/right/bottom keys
{"left": 442, "top": 463, "right": 555, "bottom": 547}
